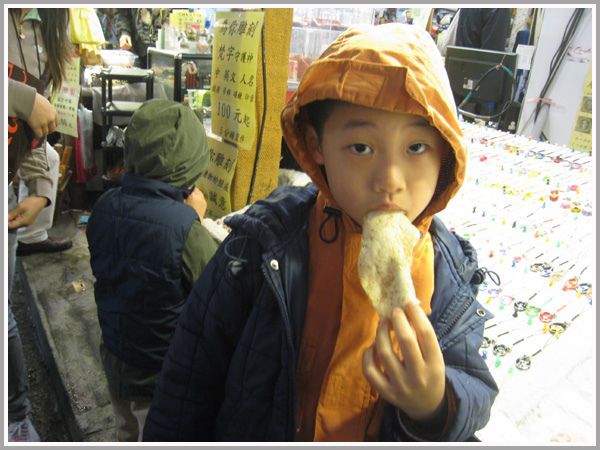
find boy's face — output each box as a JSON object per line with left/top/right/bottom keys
{"left": 305, "top": 103, "right": 447, "bottom": 227}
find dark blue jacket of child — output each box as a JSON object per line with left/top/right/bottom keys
{"left": 143, "top": 184, "right": 498, "bottom": 441}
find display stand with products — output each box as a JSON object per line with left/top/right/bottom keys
{"left": 148, "top": 48, "right": 212, "bottom": 103}
{"left": 438, "top": 122, "right": 594, "bottom": 443}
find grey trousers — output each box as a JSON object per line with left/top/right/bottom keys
{"left": 7, "top": 185, "right": 32, "bottom": 423}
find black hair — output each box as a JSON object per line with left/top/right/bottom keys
{"left": 304, "top": 99, "right": 343, "bottom": 142}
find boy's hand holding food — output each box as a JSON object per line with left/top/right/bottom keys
{"left": 362, "top": 303, "right": 446, "bottom": 423}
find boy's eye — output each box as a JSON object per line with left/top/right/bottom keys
{"left": 407, "top": 143, "right": 428, "bottom": 154}
{"left": 349, "top": 144, "right": 373, "bottom": 155}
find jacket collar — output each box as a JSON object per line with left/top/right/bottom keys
{"left": 120, "top": 173, "right": 192, "bottom": 203}
{"left": 225, "top": 184, "right": 319, "bottom": 249}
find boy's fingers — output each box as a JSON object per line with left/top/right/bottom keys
{"left": 375, "top": 318, "right": 404, "bottom": 382}
{"left": 362, "top": 344, "right": 390, "bottom": 394}
{"left": 403, "top": 302, "right": 442, "bottom": 363}
{"left": 391, "top": 307, "right": 424, "bottom": 370}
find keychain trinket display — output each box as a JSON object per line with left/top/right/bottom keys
{"left": 438, "top": 122, "right": 593, "bottom": 385}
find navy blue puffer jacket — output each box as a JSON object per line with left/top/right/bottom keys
{"left": 87, "top": 173, "right": 199, "bottom": 369}
{"left": 143, "top": 184, "right": 498, "bottom": 442}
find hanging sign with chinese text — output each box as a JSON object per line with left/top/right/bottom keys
{"left": 196, "top": 136, "right": 239, "bottom": 219}
{"left": 53, "top": 56, "right": 80, "bottom": 137}
{"left": 569, "top": 65, "right": 592, "bottom": 153}
{"left": 211, "top": 10, "right": 264, "bottom": 150}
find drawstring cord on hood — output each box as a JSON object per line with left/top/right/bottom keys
{"left": 319, "top": 206, "right": 342, "bottom": 243}
{"left": 471, "top": 267, "right": 501, "bottom": 286}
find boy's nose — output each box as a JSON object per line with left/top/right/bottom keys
{"left": 374, "top": 161, "right": 407, "bottom": 195}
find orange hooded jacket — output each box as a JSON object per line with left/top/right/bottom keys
{"left": 280, "top": 24, "right": 468, "bottom": 441}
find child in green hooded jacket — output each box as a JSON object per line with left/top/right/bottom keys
{"left": 87, "top": 99, "right": 218, "bottom": 441}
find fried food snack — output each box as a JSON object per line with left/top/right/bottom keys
{"left": 358, "top": 210, "right": 421, "bottom": 318}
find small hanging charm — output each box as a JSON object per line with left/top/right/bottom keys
{"left": 563, "top": 277, "right": 578, "bottom": 291}
{"left": 539, "top": 312, "right": 553, "bottom": 324}
{"left": 529, "top": 263, "right": 543, "bottom": 272}
{"left": 513, "top": 300, "right": 527, "bottom": 318}
{"left": 480, "top": 336, "right": 494, "bottom": 349}
{"left": 575, "top": 283, "right": 592, "bottom": 295}
{"left": 493, "top": 344, "right": 510, "bottom": 357}
{"left": 525, "top": 306, "right": 541, "bottom": 325}
{"left": 516, "top": 356, "right": 532, "bottom": 370}
{"left": 550, "top": 270, "right": 565, "bottom": 281}
{"left": 549, "top": 322, "right": 567, "bottom": 337}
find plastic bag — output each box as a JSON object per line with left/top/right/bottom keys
{"left": 75, "top": 107, "right": 97, "bottom": 183}
{"left": 70, "top": 8, "right": 106, "bottom": 45}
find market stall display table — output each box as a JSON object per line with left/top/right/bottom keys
{"left": 437, "top": 122, "right": 594, "bottom": 443}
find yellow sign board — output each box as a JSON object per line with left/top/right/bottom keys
{"left": 569, "top": 65, "right": 592, "bottom": 153}
{"left": 210, "top": 11, "right": 264, "bottom": 150}
{"left": 53, "top": 56, "right": 80, "bottom": 137}
{"left": 196, "top": 136, "right": 239, "bottom": 219}
{"left": 169, "top": 9, "right": 206, "bottom": 33}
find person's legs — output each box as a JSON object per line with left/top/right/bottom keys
{"left": 7, "top": 306, "right": 31, "bottom": 423}
{"left": 8, "top": 187, "right": 18, "bottom": 297}
{"left": 131, "top": 400, "right": 151, "bottom": 442}
{"left": 7, "top": 187, "right": 40, "bottom": 442}
{"left": 107, "top": 388, "right": 142, "bottom": 442}
{"left": 16, "top": 142, "right": 72, "bottom": 255}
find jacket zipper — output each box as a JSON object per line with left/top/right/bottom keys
{"left": 261, "top": 263, "right": 298, "bottom": 441}
{"left": 435, "top": 294, "right": 474, "bottom": 344}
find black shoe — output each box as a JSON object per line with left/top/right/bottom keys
{"left": 17, "top": 237, "right": 73, "bottom": 256}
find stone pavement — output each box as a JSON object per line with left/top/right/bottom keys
{"left": 17, "top": 213, "right": 117, "bottom": 442}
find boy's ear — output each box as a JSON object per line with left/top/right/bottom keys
{"left": 303, "top": 123, "right": 324, "bottom": 165}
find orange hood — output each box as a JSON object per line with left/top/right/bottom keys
{"left": 281, "top": 23, "right": 467, "bottom": 230}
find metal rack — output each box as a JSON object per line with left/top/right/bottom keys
{"left": 99, "top": 67, "right": 154, "bottom": 187}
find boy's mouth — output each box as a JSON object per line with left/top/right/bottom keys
{"left": 373, "top": 203, "right": 404, "bottom": 212}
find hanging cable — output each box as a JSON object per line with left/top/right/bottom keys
{"left": 522, "top": 9, "right": 586, "bottom": 134}
{"left": 246, "top": 14, "right": 268, "bottom": 205}
{"left": 457, "top": 63, "right": 517, "bottom": 122}
{"left": 531, "top": 101, "right": 551, "bottom": 140}
{"left": 535, "top": 9, "right": 584, "bottom": 112}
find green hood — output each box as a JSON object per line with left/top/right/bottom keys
{"left": 124, "top": 99, "right": 209, "bottom": 188}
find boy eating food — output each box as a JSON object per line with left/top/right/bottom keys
{"left": 144, "top": 23, "right": 498, "bottom": 442}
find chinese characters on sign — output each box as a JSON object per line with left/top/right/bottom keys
{"left": 196, "top": 136, "right": 239, "bottom": 219}
{"left": 569, "top": 65, "right": 592, "bottom": 153}
{"left": 53, "top": 56, "right": 80, "bottom": 137}
{"left": 211, "top": 11, "right": 264, "bottom": 150}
